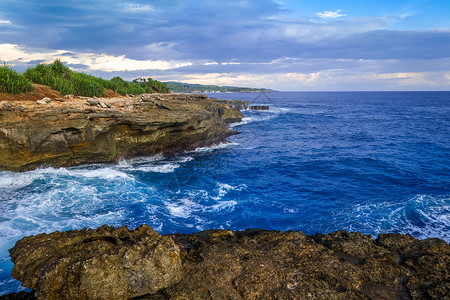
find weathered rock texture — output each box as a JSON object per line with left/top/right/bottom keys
{"left": 9, "top": 225, "right": 183, "bottom": 300}
{"left": 0, "top": 94, "right": 244, "bottom": 171}
{"left": 7, "top": 226, "right": 450, "bottom": 300}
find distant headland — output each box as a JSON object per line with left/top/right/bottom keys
{"left": 164, "top": 81, "right": 273, "bottom": 93}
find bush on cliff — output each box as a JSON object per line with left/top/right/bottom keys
{"left": 24, "top": 60, "right": 105, "bottom": 97}
{"left": 133, "top": 78, "right": 171, "bottom": 94}
{"left": 22, "top": 60, "right": 170, "bottom": 97}
{"left": 0, "top": 64, "right": 34, "bottom": 94}
{"left": 108, "top": 76, "right": 147, "bottom": 96}
{"left": 107, "top": 76, "right": 171, "bottom": 96}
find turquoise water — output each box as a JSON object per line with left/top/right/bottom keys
{"left": 0, "top": 91, "right": 449, "bottom": 294}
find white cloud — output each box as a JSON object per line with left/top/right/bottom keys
{"left": 221, "top": 62, "right": 241, "bottom": 65}
{"left": 123, "top": 3, "right": 154, "bottom": 13}
{"left": 0, "top": 43, "right": 192, "bottom": 72}
{"left": 0, "top": 19, "right": 11, "bottom": 24}
{"left": 365, "top": 72, "right": 433, "bottom": 86}
{"left": 160, "top": 72, "right": 323, "bottom": 89}
{"left": 155, "top": 67, "right": 450, "bottom": 91}
{"left": 317, "top": 9, "right": 346, "bottom": 19}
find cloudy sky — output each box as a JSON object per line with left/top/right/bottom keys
{"left": 1, "top": 0, "right": 449, "bottom": 90}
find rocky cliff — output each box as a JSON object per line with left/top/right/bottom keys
{"left": 0, "top": 94, "right": 244, "bottom": 172}
{"left": 5, "top": 225, "right": 449, "bottom": 299}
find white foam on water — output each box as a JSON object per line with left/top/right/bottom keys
{"left": 163, "top": 182, "right": 244, "bottom": 223}
{"left": 229, "top": 115, "right": 277, "bottom": 128}
{"left": 208, "top": 200, "right": 237, "bottom": 212}
{"left": 117, "top": 159, "right": 132, "bottom": 168}
{"left": 351, "top": 194, "right": 450, "bottom": 242}
{"left": 212, "top": 183, "right": 247, "bottom": 200}
{"left": 135, "top": 163, "right": 180, "bottom": 173}
{"left": 176, "top": 156, "right": 194, "bottom": 163}
{"left": 116, "top": 154, "right": 195, "bottom": 174}
{"left": 0, "top": 166, "right": 134, "bottom": 185}
{"left": 165, "top": 198, "right": 201, "bottom": 218}
{"left": 193, "top": 142, "right": 240, "bottom": 152}
{"left": 74, "top": 168, "right": 131, "bottom": 180}
{"left": 0, "top": 171, "right": 44, "bottom": 190}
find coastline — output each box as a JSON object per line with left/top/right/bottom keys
{"left": 1, "top": 91, "right": 448, "bottom": 299}
{"left": 3, "top": 225, "right": 449, "bottom": 299}
{"left": 0, "top": 93, "right": 247, "bottom": 172}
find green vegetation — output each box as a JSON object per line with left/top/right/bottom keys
{"left": 0, "top": 64, "right": 34, "bottom": 94}
{"left": 1, "top": 59, "right": 170, "bottom": 97}
{"left": 107, "top": 77, "right": 171, "bottom": 95}
{"left": 164, "top": 82, "right": 272, "bottom": 93}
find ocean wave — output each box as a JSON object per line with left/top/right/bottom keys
{"left": 212, "top": 183, "right": 247, "bottom": 200}
{"left": 351, "top": 194, "right": 450, "bottom": 242}
{"left": 193, "top": 142, "right": 240, "bottom": 152}
{"left": 116, "top": 154, "right": 194, "bottom": 173}
{"left": 229, "top": 115, "right": 278, "bottom": 128}
{"left": 163, "top": 183, "right": 244, "bottom": 221}
{"left": 135, "top": 163, "right": 180, "bottom": 173}
{"left": 0, "top": 171, "right": 44, "bottom": 191}
{"left": 0, "top": 166, "right": 133, "bottom": 191}
{"left": 72, "top": 168, "right": 131, "bottom": 180}
{"left": 176, "top": 156, "right": 194, "bottom": 163}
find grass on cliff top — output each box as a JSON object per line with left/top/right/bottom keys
{"left": 1, "top": 60, "right": 170, "bottom": 97}
{"left": 0, "top": 64, "right": 35, "bottom": 94}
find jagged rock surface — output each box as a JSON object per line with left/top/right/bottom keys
{"left": 9, "top": 225, "right": 183, "bottom": 300}
{"left": 7, "top": 226, "right": 450, "bottom": 300}
{"left": 0, "top": 94, "right": 244, "bottom": 171}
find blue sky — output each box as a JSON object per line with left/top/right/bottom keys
{"left": 0, "top": 0, "right": 449, "bottom": 90}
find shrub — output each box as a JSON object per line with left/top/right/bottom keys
{"left": 71, "top": 72, "right": 105, "bottom": 97}
{"left": 0, "top": 64, "right": 34, "bottom": 94}
{"left": 21, "top": 60, "right": 170, "bottom": 97}
{"left": 24, "top": 60, "right": 104, "bottom": 97}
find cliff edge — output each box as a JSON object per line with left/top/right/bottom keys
{"left": 0, "top": 94, "right": 245, "bottom": 172}
{"left": 5, "top": 225, "right": 450, "bottom": 299}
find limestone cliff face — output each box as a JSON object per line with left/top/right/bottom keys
{"left": 0, "top": 94, "right": 244, "bottom": 171}
{"left": 6, "top": 226, "right": 450, "bottom": 300}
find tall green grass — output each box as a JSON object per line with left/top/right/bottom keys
{"left": 0, "top": 64, "right": 34, "bottom": 94}
{"left": 23, "top": 60, "right": 105, "bottom": 97}
{"left": 22, "top": 59, "right": 170, "bottom": 97}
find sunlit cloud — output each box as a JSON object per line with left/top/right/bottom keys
{"left": 317, "top": 9, "right": 346, "bottom": 19}
{"left": 0, "top": 19, "right": 11, "bottom": 24}
{"left": 0, "top": 43, "right": 192, "bottom": 72}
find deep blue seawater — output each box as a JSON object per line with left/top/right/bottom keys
{"left": 0, "top": 91, "right": 449, "bottom": 294}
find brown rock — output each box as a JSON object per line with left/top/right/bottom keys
{"left": 0, "top": 100, "right": 13, "bottom": 111}
{"left": 13, "top": 105, "right": 28, "bottom": 112}
{"left": 9, "top": 225, "right": 183, "bottom": 300}
{"left": 0, "top": 94, "right": 244, "bottom": 171}
{"left": 7, "top": 227, "right": 450, "bottom": 300}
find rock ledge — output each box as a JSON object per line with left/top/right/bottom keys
{"left": 0, "top": 94, "right": 245, "bottom": 172}
{"left": 5, "top": 226, "right": 450, "bottom": 299}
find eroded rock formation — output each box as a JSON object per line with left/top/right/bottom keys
{"left": 9, "top": 225, "right": 182, "bottom": 300}
{"left": 0, "top": 94, "right": 244, "bottom": 171}
{"left": 6, "top": 226, "right": 450, "bottom": 299}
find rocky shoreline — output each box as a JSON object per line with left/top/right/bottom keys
{"left": 0, "top": 93, "right": 246, "bottom": 172}
{"left": 2, "top": 225, "right": 449, "bottom": 299}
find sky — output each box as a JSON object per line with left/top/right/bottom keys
{"left": 0, "top": 0, "right": 449, "bottom": 91}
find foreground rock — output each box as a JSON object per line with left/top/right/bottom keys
{"left": 9, "top": 225, "right": 182, "bottom": 300}
{"left": 6, "top": 226, "right": 450, "bottom": 299}
{"left": 0, "top": 94, "right": 244, "bottom": 171}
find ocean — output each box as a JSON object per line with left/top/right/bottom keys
{"left": 0, "top": 91, "right": 449, "bottom": 294}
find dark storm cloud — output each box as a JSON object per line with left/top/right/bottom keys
{"left": 2, "top": 0, "right": 449, "bottom": 62}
